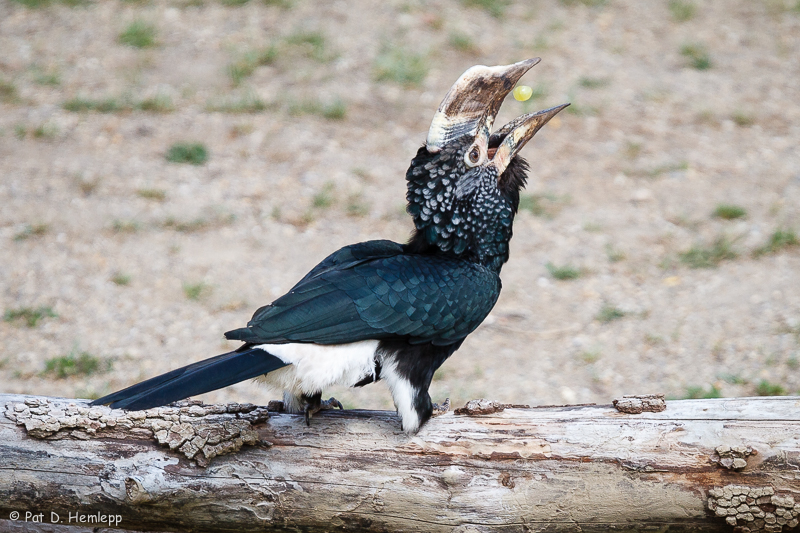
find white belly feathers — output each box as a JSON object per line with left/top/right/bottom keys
{"left": 253, "top": 340, "right": 380, "bottom": 395}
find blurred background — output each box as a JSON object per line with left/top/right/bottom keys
{"left": 1, "top": 0, "right": 799, "bottom": 411}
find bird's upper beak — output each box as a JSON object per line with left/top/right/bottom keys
{"left": 426, "top": 58, "right": 568, "bottom": 175}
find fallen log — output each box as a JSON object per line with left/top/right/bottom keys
{"left": 2, "top": 392, "right": 800, "bottom": 533}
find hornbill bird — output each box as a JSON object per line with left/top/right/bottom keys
{"left": 91, "top": 58, "right": 568, "bottom": 433}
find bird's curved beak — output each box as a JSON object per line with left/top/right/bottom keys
{"left": 489, "top": 103, "right": 570, "bottom": 175}
{"left": 426, "top": 58, "right": 568, "bottom": 174}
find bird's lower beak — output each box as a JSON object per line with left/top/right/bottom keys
{"left": 426, "top": 58, "right": 541, "bottom": 153}
{"left": 489, "top": 103, "right": 570, "bottom": 175}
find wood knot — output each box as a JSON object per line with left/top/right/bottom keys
{"left": 124, "top": 476, "right": 152, "bottom": 504}
{"left": 499, "top": 472, "right": 515, "bottom": 489}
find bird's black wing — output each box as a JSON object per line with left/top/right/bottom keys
{"left": 293, "top": 239, "right": 405, "bottom": 284}
{"left": 224, "top": 241, "right": 501, "bottom": 347}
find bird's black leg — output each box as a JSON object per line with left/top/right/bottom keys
{"left": 301, "top": 392, "right": 343, "bottom": 426}
{"left": 379, "top": 339, "right": 463, "bottom": 432}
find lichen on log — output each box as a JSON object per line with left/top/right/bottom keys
{"left": 4, "top": 396, "right": 270, "bottom": 466}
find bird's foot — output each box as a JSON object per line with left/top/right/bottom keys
{"left": 303, "top": 397, "right": 344, "bottom": 426}
{"left": 320, "top": 397, "right": 344, "bottom": 411}
{"left": 431, "top": 397, "right": 450, "bottom": 417}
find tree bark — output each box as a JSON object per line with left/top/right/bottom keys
{"left": 2, "top": 392, "right": 800, "bottom": 533}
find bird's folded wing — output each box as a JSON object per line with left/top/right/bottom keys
{"left": 293, "top": 239, "right": 405, "bottom": 284}
{"left": 224, "top": 242, "right": 501, "bottom": 347}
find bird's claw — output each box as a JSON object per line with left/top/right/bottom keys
{"left": 304, "top": 396, "right": 344, "bottom": 426}
{"left": 432, "top": 397, "right": 450, "bottom": 417}
{"left": 321, "top": 397, "right": 344, "bottom": 411}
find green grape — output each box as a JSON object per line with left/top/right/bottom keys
{"left": 513, "top": 85, "right": 533, "bottom": 102}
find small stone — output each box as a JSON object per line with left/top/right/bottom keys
{"left": 726, "top": 516, "right": 738, "bottom": 526}
{"left": 732, "top": 458, "right": 748, "bottom": 469}
{"left": 631, "top": 188, "right": 654, "bottom": 203}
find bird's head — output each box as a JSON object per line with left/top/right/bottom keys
{"left": 406, "top": 58, "right": 567, "bottom": 271}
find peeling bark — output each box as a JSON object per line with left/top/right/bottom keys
{"left": 2, "top": 393, "right": 800, "bottom": 533}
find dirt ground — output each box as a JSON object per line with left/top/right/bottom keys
{"left": 1, "top": 0, "right": 799, "bottom": 413}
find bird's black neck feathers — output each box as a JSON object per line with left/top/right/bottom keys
{"left": 405, "top": 135, "right": 528, "bottom": 272}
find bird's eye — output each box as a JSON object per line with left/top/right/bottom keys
{"left": 465, "top": 146, "right": 481, "bottom": 167}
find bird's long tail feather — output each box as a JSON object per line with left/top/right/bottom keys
{"left": 89, "top": 346, "right": 288, "bottom": 410}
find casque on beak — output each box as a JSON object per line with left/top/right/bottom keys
{"left": 426, "top": 58, "right": 568, "bottom": 175}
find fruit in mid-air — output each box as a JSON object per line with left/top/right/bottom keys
{"left": 513, "top": 85, "right": 533, "bottom": 101}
